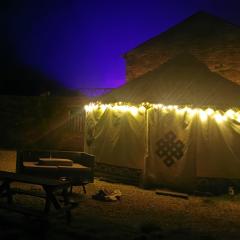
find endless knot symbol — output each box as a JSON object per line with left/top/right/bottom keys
{"left": 156, "top": 131, "right": 185, "bottom": 167}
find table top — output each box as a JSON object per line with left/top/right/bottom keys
{"left": 38, "top": 158, "right": 73, "bottom": 166}
{"left": 0, "top": 171, "right": 70, "bottom": 187}
{"left": 39, "top": 158, "right": 71, "bottom": 161}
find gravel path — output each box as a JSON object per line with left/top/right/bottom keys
{"left": 0, "top": 150, "right": 240, "bottom": 240}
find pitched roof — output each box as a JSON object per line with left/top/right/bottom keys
{"left": 99, "top": 53, "right": 240, "bottom": 108}
{"left": 124, "top": 11, "right": 240, "bottom": 57}
{"left": 123, "top": 11, "right": 240, "bottom": 84}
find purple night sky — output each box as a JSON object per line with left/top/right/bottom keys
{"left": 3, "top": 0, "right": 240, "bottom": 93}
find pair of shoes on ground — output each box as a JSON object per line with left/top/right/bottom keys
{"left": 92, "top": 189, "right": 122, "bottom": 201}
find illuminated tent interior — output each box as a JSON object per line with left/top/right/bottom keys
{"left": 84, "top": 53, "right": 240, "bottom": 191}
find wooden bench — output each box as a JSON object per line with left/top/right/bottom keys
{"left": 0, "top": 171, "right": 77, "bottom": 222}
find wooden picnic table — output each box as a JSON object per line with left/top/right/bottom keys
{"left": 0, "top": 171, "right": 75, "bottom": 222}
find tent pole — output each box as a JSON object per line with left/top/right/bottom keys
{"left": 83, "top": 107, "right": 87, "bottom": 152}
{"left": 142, "top": 107, "right": 150, "bottom": 187}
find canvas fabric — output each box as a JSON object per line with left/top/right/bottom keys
{"left": 146, "top": 109, "right": 240, "bottom": 188}
{"left": 195, "top": 117, "right": 240, "bottom": 179}
{"left": 84, "top": 109, "right": 146, "bottom": 170}
{"left": 99, "top": 54, "right": 240, "bottom": 108}
{"left": 84, "top": 107, "right": 240, "bottom": 189}
{"left": 145, "top": 109, "right": 196, "bottom": 189}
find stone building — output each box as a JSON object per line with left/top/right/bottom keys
{"left": 124, "top": 11, "right": 240, "bottom": 85}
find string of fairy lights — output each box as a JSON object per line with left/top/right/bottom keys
{"left": 84, "top": 102, "right": 240, "bottom": 123}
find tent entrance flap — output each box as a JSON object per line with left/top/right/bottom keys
{"left": 145, "top": 108, "right": 196, "bottom": 189}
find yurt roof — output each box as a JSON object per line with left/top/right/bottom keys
{"left": 98, "top": 53, "right": 240, "bottom": 108}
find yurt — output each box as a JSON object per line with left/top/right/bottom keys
{"left": 84, "top": 54, "right": 240, "bottom": 192}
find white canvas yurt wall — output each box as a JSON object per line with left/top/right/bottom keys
{"left": 85, "top": 106, "right": 146, "bottom": 170}
{"left": 85, "top": 104, "right": 240, "bottom": 190}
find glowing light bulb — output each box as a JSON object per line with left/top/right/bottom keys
{"left": 199, "top": 110, "right": 208, "bottom": 121}
{"left": 214, "top": 112, "right": 226, "bottom": 123}
{"left": 100, "top": 104, "right": 107, "bottom": 112}
{"left": 206, "top": 108, "right": 214, "bottom": 116}
{"left": 176, "top": 108, "right": 185, "bottom": 114}
{"left": 236, "top": 114, "right": 240, "bottom": 123}
{"left": 187, "top": 108, "right": 197, "bottom": 117}
{"left": 225, "top": 109, "right": 235, "bottom": 119}
{"left": 167, "top": 105, "right": 174, "bottom": 110}
{"left": 139, "top": 106, "right": 146, "bottom": 112}
{"left": 84, "top": 105, "right": 89, "bottom": 112}
{"left": 84, "top": 103, "right": 97, "bottom": 112}
{"left": 132, "top": 107, "right": 139, "bottom": 116}
{"left": 162, "top": 106, "right": 168, "bottom": 112}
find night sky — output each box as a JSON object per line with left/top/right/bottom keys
{"left": 2, "top": 0, "right": 240, "bottom": 95}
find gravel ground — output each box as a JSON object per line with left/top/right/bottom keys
{"left": 1, "top": 150, "right": 240, "bottom": 240}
